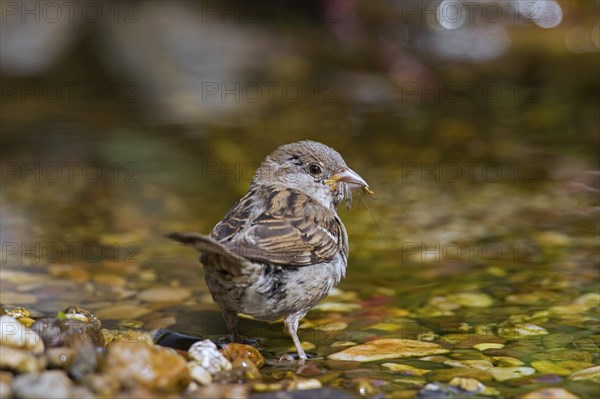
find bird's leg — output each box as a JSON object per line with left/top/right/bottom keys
{"left": 222, "top": 309, "right": 242, "bottom": 343}
{"left": 283, "top": 313, "right": 307, "bottom": 363}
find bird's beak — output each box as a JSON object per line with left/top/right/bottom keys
{"left": 328, "top": 167, "right": 374, "bottom": 195}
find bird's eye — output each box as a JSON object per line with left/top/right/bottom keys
{"left": 308, "top": 164, "right": 322, "bottom": 176}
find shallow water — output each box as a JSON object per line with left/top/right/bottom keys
{"left": 1, "top": 2, "right": 599, "bottom": 396}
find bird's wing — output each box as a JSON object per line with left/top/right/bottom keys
{"left": 211, "top": 185, "right": 347, "bottom": 266}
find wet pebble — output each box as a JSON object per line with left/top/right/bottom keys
{"left": 488, "top": 367, "right": 536, "bottom": 382}
{"left": 187, "top": 340, "right": 232, "bottom": 386}
{"left": 12, "top": 370, "right": 73, "bottom": 399}
{"left": 442, "top": 359, "right": 494, "bottom": 371}
{"left": 0, "top": 315, "right": 44, "bottom": 354}
{"left": 220, "top": 342, "right": 265, "bottom": 368}
{"left": 0, "top": 346, "right": 46, "bottom": 373}
{"left": 381, "top": 363, "right": 430, "bottom": 376}
{"left": 327, "top": 339, "right": 449, "bottom": 362}
{"left": 0, "top": 372, "right": 11, "bottom": 399}
{"left": 46, "top": 347, "right": 75, "bottom": 369}
{"left": 103, "top": 342, "right": 190, "bottom": 392}
{"left": 446, "top": 292, "right": 494, "bottom": 308}
{"left": 519, "top": 387, "right": 580, "bottom": 399}
{"left": 531, "top": 360, "right": 572, "bottom": 376}
{"left": 473, "top": 343, "right": 504, "bottom": 351}
{"left": 499, "top": 324, "right": 548, "bottom": 340}
{"left": 82, "top": 373, "right": 120, "bottom": 397}
{"left": 492, "top": 356, "right": 524, "bottom": 367}
{"left": 448, "top": 377, "right": 490, "bottom": 394}
{"left": 568, "top": 365, "right": 600, "bottom": 383}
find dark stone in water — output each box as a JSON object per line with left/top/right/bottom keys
{"left": 151, "top": 328, "right": 205, "bottom": 350}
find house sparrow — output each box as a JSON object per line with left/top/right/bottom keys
{"left": 168, "top": 140, "right": 370, "bottom": 362}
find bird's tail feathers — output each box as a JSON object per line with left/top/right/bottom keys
{"left": 166, "top": 232, "right": 247, "bottom": 265}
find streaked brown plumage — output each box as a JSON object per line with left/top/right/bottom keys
{"left": 168, "top": 141, "right": 370, "bottom": 362}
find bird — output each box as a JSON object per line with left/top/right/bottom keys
{"left": 167, "top": 140, "right": 371, "bottom": 362}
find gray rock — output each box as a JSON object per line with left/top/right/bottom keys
{"left": 12, "top": 371, "right": 73, "bottom": 399}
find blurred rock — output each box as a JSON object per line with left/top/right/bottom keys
{"left": 0, "top": 372, "right": 12, "bottom": 399}
{"left": 12, "top": 370, "right": 73, "bottom": 399}
{"left": 103, "top": 342, "right": 190, "bottom": 392}
{"left": 0, "top": 315, "right": 44, "bottom": 354}
{"left": 0, "top": 346, "right": 46, "bottom": 373}
{"left": 328, "top": 339, "right": 449, "bottom": 362}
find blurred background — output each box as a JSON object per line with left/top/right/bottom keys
{"left": 2, "top": 0, "right": 598, "bottom": 243}
{"left": 1, "top": 1, "right": 599, "bottom": 395}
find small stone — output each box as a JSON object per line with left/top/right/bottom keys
{"left": 441, "top": 333, "right": 469, "bottom": 344}
{"left": 287, "top": 378, "right": 323, "bottom": 390}
{"left": 381, "top": 363, "right": 430, "bottom": 375}
{"left": 102, "top": 329, "right": 153, "bottom": 345}
{"left": 531, "top": 360, "right": 572, "bottom": 376}
{"left": 0, "top": 315, "right": 44, "bottom": 354}
{"left": 443, "top": 359, "right": 494, "bottom": 371}
{"left": 83, "top": 373, "right": 120, "bottom": 397}
{"left": 489, "top": 367, "right": 536, "bottom": 382}
{"left": 473, "top": 343, "right": 505, "bottom": 351}
{"left": 103, "top": 342, "right": 190, "bottom": 392}
{"left": 220, "top": 342, "right": 264, "bottom": 368}
{"left": 46, "top": 347, "right": 76, "bottom": 369}
{"left": 138, "top": 286, "right": 191, "bottom": 303}
{"left": 62, "top": 306, "right": 101, "bottom": 329}
{"left": 446, "top": 293, "right": 494, "bottom": 308}
{"left": 189, "top": 340, "right": 232, "bottom": 374}
{"left": 31, "top": 318, "right": 104, "bottom": 349}
{"left": 0, "top": 346, "right": 45, "bottom": 373}
{"left": 492, "top": 356, "right": 524, "bottom": 367}
{"left": 520, "top": 388, "right": 580, "bottom": 399}
{"left": 448, "top": 377, "right": 485, "bottom": 393}
{"left": 568, "top": 365, "right": 600, "bottom": 383}
{"left": 327, "top": 339, "right": 449, "bottom": 362}
{"left": 12, "top": 371, "right": 73, "bottom": 399}
{"left": 0, "top": 372, "right": 12, "bottom": 399}
{"left": 331, "top": 341, "right": 356, "bottom": 347}
{"left": 189, "top": 362, "right": 213, "bottom": 385}
{"left": 426, "top": 368, "right": 493, "bottom": 382}
{"left": 573, "top": 293, "right": 600, "bottom": 307}
{"left": 499, "top": 324, "right": 548, "bottom": 340}
{"left": 230, "top": 358, "right": 262, "bottom": 381}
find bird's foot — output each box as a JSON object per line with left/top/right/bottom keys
{"left": 278, "top": 352, "right": 308, "bottom": 364}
